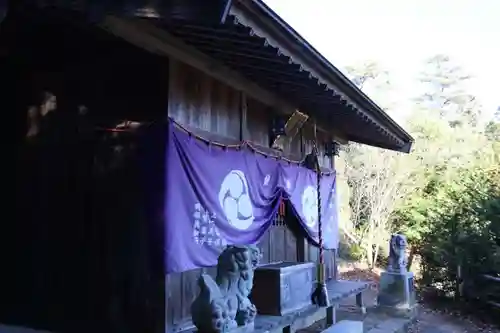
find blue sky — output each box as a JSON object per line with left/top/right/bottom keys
{"left": 263, "top": 0, "right": 499, "bottom": 123}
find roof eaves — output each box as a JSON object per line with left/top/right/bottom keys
{"left": 233, "top": 0, "right": 414, "bottom": 148}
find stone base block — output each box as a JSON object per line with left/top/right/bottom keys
{"left": 377, "top": 271, "right": 416, "bottom": 316}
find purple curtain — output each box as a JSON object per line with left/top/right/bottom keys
{"left": 165, "top": 121, "right": 339, "bottom": 273}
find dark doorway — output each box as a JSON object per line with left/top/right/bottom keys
{"left": 4, "top": 8, "right": 169, "bottom": 333}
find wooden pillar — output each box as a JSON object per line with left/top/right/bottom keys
{"left": 165, "top": 56, "right": 178, "bottom": 333}
{"left": 167, "top": 58, "right": 179, "bottom": 118}
{"left": 296, "top": 128, "right": 307, "bottom": 262}
{"left": 330, "top": 153, "right": 339, "bottom": 281}
{"left": 239, "top": 91, "right": 248, "bottom": 141}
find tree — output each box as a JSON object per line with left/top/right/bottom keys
{"left": 417, "top": 167, "right": 500, "bottom": 297}
{"left": 485, "top": 108, "right": 500, "bottom": 142}
{"left": 407, "top": 55, "right": 495, "bottom": 183}
{"left": 344, "top": 61, "right": 390, "bottom": 91}
{"left": 342, "top": 55, "right": 498, "bottom": 281}
{"left": 344, "top": 61, "right": 397, "bottom": 113}
{"left": 393, "top": 55, "right": 499, "bottom": 297}
{"left": 341, "top": 62, "right": 417, "bottom": 268}
{"left": 345, "top": 144, "right": 416, "bottom": 268}
{"left": 485, "top": 121, "right": 500, "bottom": 141}
{"left": 416, "top": 54, "right": 481, "bottom": 127}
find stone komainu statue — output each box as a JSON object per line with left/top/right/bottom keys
{"left": 191, "top": 245, "right": 261, "bottom": 333}
{"left": 388, "top": 234, "right": 408, "bottom": 273}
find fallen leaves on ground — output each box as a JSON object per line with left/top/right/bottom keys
{"left": 339, "top": 267, "right": 380, "bottom": 291}
{"left": 408, "top": 306, "right": 500, "bottom": 333}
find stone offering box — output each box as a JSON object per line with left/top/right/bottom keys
{"left": 250, "top": 261, "right": 315, "bottom": 316}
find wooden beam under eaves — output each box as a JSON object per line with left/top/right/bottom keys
{"left": 100, "top": 16, "right": 348, "bottom": 143}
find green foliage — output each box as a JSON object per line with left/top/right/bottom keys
{"left": 338, "top": 236, "right": 364, "bottom": 261}
{"left": 346, "top": 243, "right": 365, "bottom": 262}
{"left": 417, "top": 168, "right": 500, "bottom": 295}
{"left": 343, "top": 55, "right": 500, "bottom": 295}
{"left": 392, "top": 57, "right": 500, "bottom": 298}
{"left": 485, "top": 121, "right": 500, "bottom": 142}
{"left": 343, "top": 56, "right": 499, "bottom": 287}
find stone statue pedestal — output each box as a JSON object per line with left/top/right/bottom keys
{"left": 377, "top": 271, "right": 416, "bottom": 317}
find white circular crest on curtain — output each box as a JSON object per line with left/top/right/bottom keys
{"left": 218, "top": 170, "right": 254, "bottom": 230}
{"left": 301, "top": 185, "right": 318, "bottom": 229}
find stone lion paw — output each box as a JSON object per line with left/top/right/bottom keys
{"left": 236, "top": 303, "right": 257, "bottom": 326}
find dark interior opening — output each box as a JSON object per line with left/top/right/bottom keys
{"left": 3, "top": 8, "right": 168, "bottom": 333}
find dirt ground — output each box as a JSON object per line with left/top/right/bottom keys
{"left": 408, "top": 307, "right": 500, "bottom": 333}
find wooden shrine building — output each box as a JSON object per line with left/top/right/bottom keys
{"left": 2, "top": 1, "right": 413, "bottom": 333}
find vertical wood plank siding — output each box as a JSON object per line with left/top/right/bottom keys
{"left": 166, "top": 59, "right": 337, "bottom": 329}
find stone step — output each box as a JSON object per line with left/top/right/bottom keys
{"left": 336, "top": 304, "right": 417, "bottom": 333}
{"left": 366, "top": 317, "right": 413, "bottom": 333}
{"left": 321, "top": 320, "right": 363, "bottom": 333}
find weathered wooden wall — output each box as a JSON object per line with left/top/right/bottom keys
{"left": 7, "top": 11, "right": 340, "bottom": 333}
{"left": 166, "top": 59, "right": 337, "bottom": 330}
